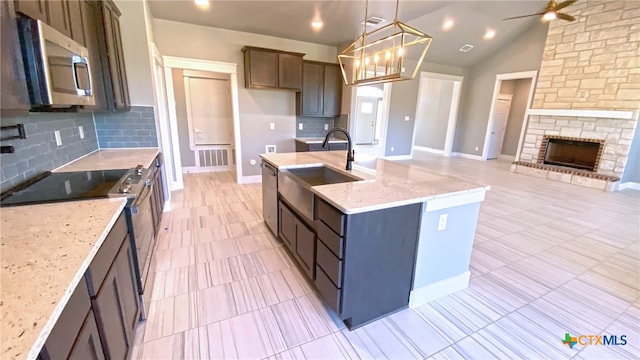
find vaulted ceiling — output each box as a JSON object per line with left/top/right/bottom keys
{"left": 148, "top": 0, "right": 552, "bottom": 68}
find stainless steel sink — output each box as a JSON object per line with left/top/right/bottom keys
{"left": 278, "top": 166, "right": 361, "bottom": 221}
{"left": 285, "top": 165, "right": 361, "bottom": 186}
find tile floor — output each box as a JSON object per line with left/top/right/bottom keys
{"left": 131, "top": 153, "right": 639, "bottom": 359}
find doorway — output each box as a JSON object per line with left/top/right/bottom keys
{"left": 412, "top": 72, "right": 463, "bottom": 157}
{"left": 162, "top": 57, "right": 242, "bottom": 182}
{"left": 180, "top": 70, "right": 234, "bottom": 172}
{"left": 482, "top": 71, "right": 537, "bottom": 161}
{"left": 352, "top": 85, "right": 385, "bottom": 157}
{"left": 486, "top": 94, "right": 513, "bottom": 160}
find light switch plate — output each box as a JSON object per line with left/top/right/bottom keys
{"left": 265, "top": 145, "right": 276, "bottom": 153}
{"left": 438, "top": 213, "right": 448, "bottom": 231}
{"left": 298, "top": 123, "right": 303, "bottom": 130}
{"left": 79, "top": 126, "right": 85, "bottom": 139}
{"left": 324, "top": 123, "right": 329, "bottom": 130}
{"left": 270, "top": 122, "right": 275, "bottom": 130}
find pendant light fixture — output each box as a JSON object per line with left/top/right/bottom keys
{"left": 338, "top": 0, "right": 433, "bottom": 86}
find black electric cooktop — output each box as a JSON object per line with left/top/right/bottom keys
{"left": 0, "top": 169, "right": 129, "bottom": 206}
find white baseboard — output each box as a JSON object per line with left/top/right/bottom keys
{"left": 383, "top": 154, "right": 413, "bottom": 160}
{"left": 619, "top": 182, "right": 640, "bottom": 191}
{"left": 182, "top": 166, "right": 233, "bottom": 173}
{"left": 452, "top": 152, "right": 485, "bottom": 161}
{"left": 238, "top": 175, "right": 262, "bottom": 184}
{"left": 498, "top": 154, "right": 516, "bottom": 161}
{"left": 413, "top": 146, "right": 444, "bottom": 154}
{"left": 409, "top": 271, "right": 470, "bottom": 308}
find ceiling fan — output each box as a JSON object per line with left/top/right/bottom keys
{"left": 503, "top": 0, "right": 577, "bottom": 22}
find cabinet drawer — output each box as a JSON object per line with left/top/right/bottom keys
{"left": 316, "top": 220, "right": 344, "bottom": 259}
{"left": 316, "top": 240, "right": 342, "bottom": 288}
{"left": 315, "top": 198, "right": 345, "bottom": 236}
{"left": 279, "top": 201, "right": 295, "bottom": 250}
{"left": 42, "top": 279, "right": 91, "bottom": 360}
{"left": 86, "top": 212, "right": 127, "bottom": 296}
{"left": 315, "top": 265, "right": 341, "bottom": 315}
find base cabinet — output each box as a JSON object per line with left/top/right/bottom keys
{"left": 276, "top": 193, "right": 421, "bottom": 329}
{"left": 278, "top": 200, "right": 315, "bottom": 279}
{"left": 39, "top": 212, "right": 139, "bottom": 360}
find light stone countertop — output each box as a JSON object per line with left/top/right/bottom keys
{"left": 54, "top": 148, "right": 159, "bottom": 172}
{"left": 0, "top": 198, "right": 128, "bottom": 360}
{"left": 295, "top": 137, "right": 348, "bottom": 144}
{"left": 260, "top": 151, "right": 490, "bottom": 214}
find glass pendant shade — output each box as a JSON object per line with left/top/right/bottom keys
{"left": 338, "top": 19, "right": 432, "bottom": 86}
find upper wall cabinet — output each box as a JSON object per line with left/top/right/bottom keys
{"left": 14, "top": 0, "right": 85, "bottom": 45}
{"left": 242, "top": 46, "right": 304, "bottom": 90}
{"left": 99, "top": 0, "right": 130, "bottom": 111}
{"left": 1, "top": 0, "right": 30, "bottom": 117}
{"left": 297, "top": 61, "right": 342, "bottom": 117}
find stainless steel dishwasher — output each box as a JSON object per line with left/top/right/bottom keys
{"left": 261, "top": 161, "right": 278, "bottom": 235}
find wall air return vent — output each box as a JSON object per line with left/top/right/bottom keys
{"left": 459, "top": 44, "right": 474, "bottom": 52}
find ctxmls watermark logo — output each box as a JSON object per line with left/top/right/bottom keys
{"left": 562, "top": 333, "right": 627, "bottom": 349}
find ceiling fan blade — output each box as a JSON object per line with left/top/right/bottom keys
{"left": 554, "top": 0, "right": 577, "bottom": 11}
{"left": 502, "top": 13, "right": 544, "bottom": 20}
{"left": 556, "top": 12, "right": 576, "bottom": 21}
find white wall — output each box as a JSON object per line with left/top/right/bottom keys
{"left": 115, "top": 0, "right": 155, "bottom": 106}
{"left": 153, "top": 19, "right": 338, "bottom": 177}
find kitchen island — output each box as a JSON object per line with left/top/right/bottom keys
{"left": 0, "top": 198, "right": 127, "bottom": 360}
{"left": 260, "top": 151, "right": 489, "bottom": 328}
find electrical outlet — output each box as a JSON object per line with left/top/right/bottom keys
{"left": 54, "top": 130, "right": 62, "bottom": 146}
{"left": 78, "top": 126, "right": 85, "bottom": 139}
{"left": 324, "top": 123, "right": 329, "bottom": 131}
{"left": 474, "top": 146, "right": 479, "bottom": 152}
{"left": 270, "top": 122, "right": 275, "bottom": 130}
{"left": 404, "top": 116, "right": 410, "bottom": 121}
{"left": 391, "top": 146, "right": 395, "bottom": 152}
{"left": 298, "top": 123, "right": 303, "bottom": 130}
{"left": 265, "top": 145, "right": 276, "bottom": 153}
{"left": 438, "top": 213, "right": 448, "bottom": 231}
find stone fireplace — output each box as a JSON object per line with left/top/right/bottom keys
{"left": 511, "top": 110, "right": 638, "bottom": 191}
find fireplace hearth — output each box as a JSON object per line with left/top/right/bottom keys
{"left": 537, "top": 136, "right": 604, "bottom": 172}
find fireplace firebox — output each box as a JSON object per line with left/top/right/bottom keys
{"left": 538, "top": 136, "right": 604, "bottom": 172}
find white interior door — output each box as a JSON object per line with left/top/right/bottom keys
{"left": 355, "top": 96, "right": 379, "bottom": 144}
{"left": 487, "top": 94, "right": 513, "bottom": 159}
{"left": 185, "top": 76, "right": 233, "bottom": 146}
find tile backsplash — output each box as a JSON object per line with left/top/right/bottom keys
{"left": 0, "top": 112, "right": 98, "bottom": 192}
{"left": 296, "top": 116, "right": 335, "bottom": 138}
{"left": 95, "top": 106, "right": 158, "bottom": 148}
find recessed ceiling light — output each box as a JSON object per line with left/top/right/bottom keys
{"left": 484, "top": 29, "right": 496, "bottom": 39}
{"left": 311, "top": 20, "right": 324, "bottom": 30}
{"left": 442, "top": 19, "right": 454, "bottom": 30}
{"left": 194, "top": 0, "right": 209, "bottom": 8}
{"left": 459, "top": 44, "right": 474, "bottom": 52}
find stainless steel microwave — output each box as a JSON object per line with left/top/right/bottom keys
{"left": 18, "top": 17, "right": 95, "bottom": 107}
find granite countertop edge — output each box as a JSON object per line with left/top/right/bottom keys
{"left": 295, "top": 137, "right": 349, "bottom": 144}
{"left": 54, "top": 148, "right": 160, "bottom": 172}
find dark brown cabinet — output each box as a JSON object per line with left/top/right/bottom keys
{"left": 88, "top": 213, "right": 139, "bottom": 360}
{"left": 297, "top": 61, "right": 342, "bottom": 117}
{"left": 47, "top": 0, "right": 72, "bottom": 38}
{"left": 39, "top": 212, "right": 139, "bottom": 360}
{"left": 1, "top": 0, "right": 30, "bottom": 116}
{"left": 81, "top": 0, "right": 107, "bottom": 110}
{"left": 100, "top": 0, "right": 130, "bottom": 111}
{"left": 67, "top": 310, "right": 106, "bottom": 360}
{"left": 242, "top": 46, "right": 304, "bottom": 90}
{"left": 279, "top": 200, "right": 315, "bottom": 279}
{"left": 14, "top": 0, "right": 48, "bottom": 22}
